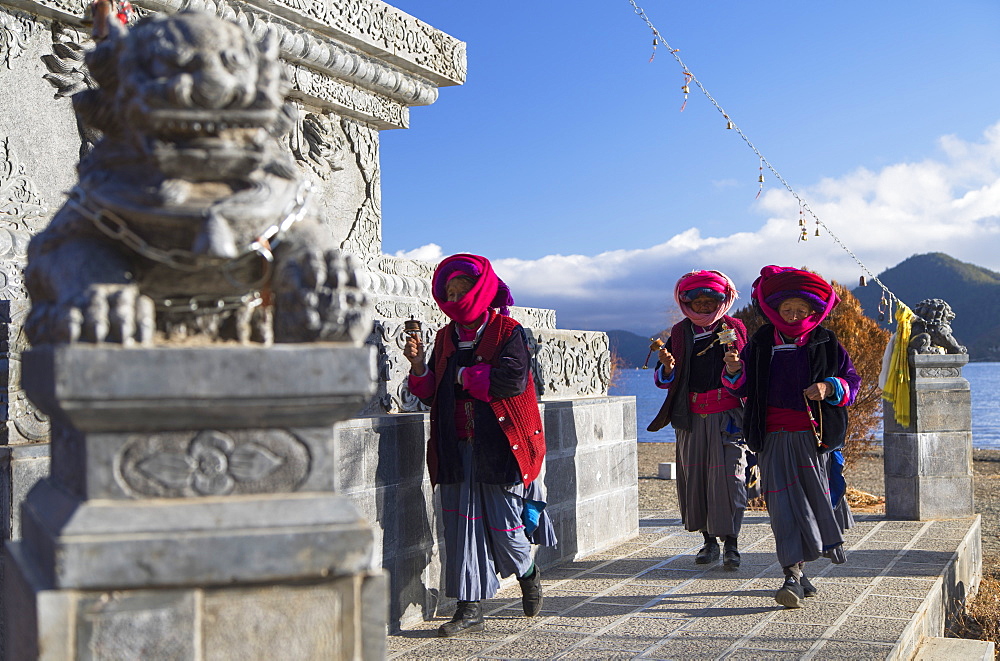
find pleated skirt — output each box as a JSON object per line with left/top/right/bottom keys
{"left": 439, "top": 442, "right": 557, "bottom": 601}
{"left": 674, "top": 407, "right": 748, "bottom": 537}
{"left": 760, "top": 430, "right": 852, "bottom": 567}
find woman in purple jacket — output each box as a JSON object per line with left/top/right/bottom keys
{"left": 723, "top": 266, "right": 860, "bottom": 609}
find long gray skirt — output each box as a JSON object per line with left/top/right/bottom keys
{"left": 760, "top": 431, "right": 851, "bottom": 568}
{"left": 674, "top": 407, "right": 747, "bottom": 538}
{"left": 439, "top": 443, "right": 557, "bottom": 601}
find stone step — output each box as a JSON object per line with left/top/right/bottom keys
{"left": 912, "top": 636, "right": 995, "bottom": 660}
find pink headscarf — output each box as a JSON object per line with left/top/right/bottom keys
{"left": 751, "top": 265, "right": 840, "bottom": 338}
{"left": 432, "top": 254, "right": 514, "bottom": 325}
{"left": 673, "top": 270, "right": 738, "bottom": 328}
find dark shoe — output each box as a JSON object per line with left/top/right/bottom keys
{"left": 517, "top": 566, "right": 543, "bottom": 617}
{"left": 800, "top": 574, "right": 817, "bottom": 598}
{"left": 438, "top": 600, "right": 484, "bottom": 637}
{"left": 722, "top": 547, "right": 741, "bottom": 570}
{"left": 774, "top": 576, "right": 804, "bottom": 609}
{"left": 695, "top": 541, "right": 720, "bottom": 564}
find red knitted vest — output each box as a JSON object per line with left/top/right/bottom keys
{"left": 428, "top": 310, "right": 546, "bottom": 487}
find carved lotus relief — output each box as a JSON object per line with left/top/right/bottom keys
{"left": 118, "top": 429, "right": 311, "bottom": 498}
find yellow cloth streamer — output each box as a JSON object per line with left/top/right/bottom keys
{"left": 881, "top": 302, "right": 915, "bottom": 427}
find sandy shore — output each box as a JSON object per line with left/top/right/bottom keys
{"left": 637, "top": 443, "right": 1000, "bottom": 558}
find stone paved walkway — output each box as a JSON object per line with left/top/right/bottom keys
{"left": 387, "top": 509, "right": 980, "bottom": 660}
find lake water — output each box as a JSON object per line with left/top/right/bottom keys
{"left": 610, "top": 362, "right": 1000, "bottom": 449}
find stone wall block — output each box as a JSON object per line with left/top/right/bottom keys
{"left": 918, "top": 431, "right": 973, "bottom": 477}
{"left": 360, "top": 572, "right": 388, "bottom": 661}
{"left": 885, "top": 475, "right": 919, "bottom": 520}
{"left": 543, "top": 454, "right": 578, "bottom": 505}
{"left": 883, "top": 432, "right": 918, "bottom": 478}
{"left": 623, "top": 397, "right": 638, "bottom": 442}
{"left": 0, "top": 443, "right": 48, "bottom": 540}
{"left": 917, "top": 477, "right": 975, "bottom": 520}
{"left": 913, "top": 390, "right": 972, "bottom": 433}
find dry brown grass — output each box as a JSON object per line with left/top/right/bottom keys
{"left": 745, "top": 487, "right": 884, "bottom": 514}
{"left": 947, "top": 560, "right": 1000, "bottom": 655}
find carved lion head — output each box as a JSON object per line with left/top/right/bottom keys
{"left": 74, "top": 11, "right": 292, "bottom": 182}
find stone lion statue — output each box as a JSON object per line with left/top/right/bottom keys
{"left": 908, "top": 298, "right": 967, "bottom": 355}
{"left": 26, "top": 11, "right": 370, "bottom": 346}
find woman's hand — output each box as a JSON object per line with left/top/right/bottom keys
{"left": 804, "top": 381, "right": 831, "bottom": 401}
{"left": 723, "top": 350, "right": 742, "bottom": 375}
{"left": 658, "top": 348, "right": 675, "bottom": 375}
{"left": 403, "top": 335, "right": 427, "bottom": 375}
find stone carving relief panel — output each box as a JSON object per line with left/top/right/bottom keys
{"left": 1, "top": 303, "right": 50, "bottom": 444}
{"left": 0, "top": 6, "right": 44, "bottom": 69}
{"left": 0, "top": 136, "right": 47, "bottom": 327}
{"left": 529, "top": 329, "right": 611, "bottom": 399}
{"left": 917, "top": 367, "right": 962, "bottom": 379}
{"left": 289, "top": 105, "right": 348, "bottom": 179}
{"left": 117, "top": 429, "right": 312, "bottom": 497}
{"left": 339, "top": 117, "right": 381, "bottom": 261}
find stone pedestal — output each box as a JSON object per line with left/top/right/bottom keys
{"left": 5, "top": 345, "right": 384, "bottom": 660}
{"left": 884, "top": 353, "right": 974, "bottom": 520}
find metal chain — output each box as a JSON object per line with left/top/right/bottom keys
{"left": 66, "top": 181, "right": 311, "bottom": 276}
{"left": 626, "top": 0, "right": 901, "bottom": 309}
{"left": 157, "top": 291, "right": 263, "bottom": 315}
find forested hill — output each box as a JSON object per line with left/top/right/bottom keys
{"left": 607, "top": 330, "right": 658, "bottom": 368}
{"left": 851, "top": 253, "right": 1000, "bottom": 361}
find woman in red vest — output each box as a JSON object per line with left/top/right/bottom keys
{"left": 404, "top": 253, "right": 555, "bottom": 637}
{"left": 647, "top": 270, "right": 749, "bottom": 569}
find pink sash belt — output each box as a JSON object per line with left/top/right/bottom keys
{"left": 689, "top": 387, "right": 741, "bottom": 414}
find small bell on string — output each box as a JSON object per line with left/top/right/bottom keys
{"left": 798, "top": 216, "right": 805, "bottom": 227}
{"left": 726, "top": 120, "right": 734, "bottom": 129}
{"left": 859, "top": 275, "right": 867, "bottom": 287}
{"left": 799, "top": 228, "right": 808, "bottom": 242}
{"left": 758, "top": 174, "right": 765, "bottom": 183}
{"left": 681, "top": 84, "right": 690, "bottom": 94}
{"left": 814, "top": 227, "right": 820, "bottom": 237}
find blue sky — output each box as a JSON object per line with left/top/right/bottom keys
{"left": 379, "top": 1, "right": 1000, "bottom": 334}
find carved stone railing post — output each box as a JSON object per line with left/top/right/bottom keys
{"left": 6, "top": 345, "right": 383, "bottom": 659}
{"left": 883, "top": 353, "right": 975, "bottom": 520}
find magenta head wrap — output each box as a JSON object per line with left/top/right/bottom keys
{"left": 751, "top": 265, "right": 840, "bottom": 337}
{"left": 432, "top": 254, "right": 514, "bottom": 325}
{"left": 673, "top": 270, "right": 738, "bottom": 327}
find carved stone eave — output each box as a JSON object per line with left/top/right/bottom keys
{"left": 239, "top": 0, "right": 466, "bottom": 87}
{"left": 12, "top": 0, "right": 463, "bottom": 128}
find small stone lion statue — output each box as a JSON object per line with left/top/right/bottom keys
{"left": 25, "top": 11, "right": 370, "bottom": 346}
{"left": 908, "top": 298, "right": 967, "bottom": 355}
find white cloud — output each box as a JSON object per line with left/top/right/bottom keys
{"left": 393, "top": 243, "right": 444, "bottom": 261}
{"left": 487, "top": 121, "right": 1000, "bottom": 334}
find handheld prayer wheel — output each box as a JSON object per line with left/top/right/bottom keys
{"left": 403, "top": 316, "right": 422, "bottom": 337}
{"left": 717, "top": 323, "right": 737, "bottom": 349}
{"left": 642, "top": 337, "right": 665, "bottom": 369}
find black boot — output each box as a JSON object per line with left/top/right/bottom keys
{"left": 438, "top": 600, "right": 484, "bottom": 637}
{"left": 800, "top": 574, "right": 817, "bottom": 597}
{"left": 517, "top": 565, "right": 543, "bottom": 616}
{"left": 722, "top": 536, "right": 740, "bottom": 570}
{"left": 695, "top": 532, "right": 720, "bottom": 564}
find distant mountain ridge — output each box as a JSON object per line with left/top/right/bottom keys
{"left": 851, "top": 252, "right": 1000, "bottom": 361}
{"left": 607, "top": 329, "right": 658, "bottom": 368}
